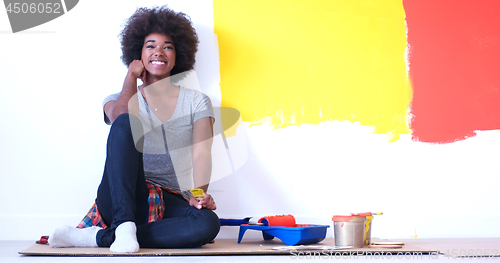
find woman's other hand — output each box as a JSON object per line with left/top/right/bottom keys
{"left": 189, "top": 192, "right": 216, "bottom": 210}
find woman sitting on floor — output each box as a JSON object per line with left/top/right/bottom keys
{"left": 48, "top": 5, "right": 220, "bottom": 252}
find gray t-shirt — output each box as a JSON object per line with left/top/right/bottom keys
{"left": 103, "top": 86, "right": 214, "bottom": 199}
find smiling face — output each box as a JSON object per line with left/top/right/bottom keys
{"left": 141, "top": 33, "right": 176, "bottom": 84}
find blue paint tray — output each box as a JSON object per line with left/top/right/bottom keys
{"left": 238, "top": 224, "right": 330, "bottom": 246}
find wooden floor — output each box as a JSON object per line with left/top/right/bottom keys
{"left": 3, "top": 238, "right": 500, "bottom": 262}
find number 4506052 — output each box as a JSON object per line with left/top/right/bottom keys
{"left": 6, "top": 2, "right": 62, "bottom": 14}
{"left": 442, "top": 248, "right": 499, "bottom": 259}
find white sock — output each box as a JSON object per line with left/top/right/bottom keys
{"left": 48, "top": 226, "right": 101, "bottom": 248}
{"left": 109, "top": 221, "right": 139, "bottom": 253}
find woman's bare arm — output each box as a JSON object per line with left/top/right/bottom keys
{"left": 104, "top": 60, "right": 144, "bottom": 123}
{"left": 190, "top": 117, "right": 215, "bottom": 210}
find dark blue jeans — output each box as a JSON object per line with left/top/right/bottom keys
{"left": 95, "top": 114, "right": 220, "bottom": 248}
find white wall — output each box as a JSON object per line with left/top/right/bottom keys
{"left": 0, "top": 0, "right": 499, "bottom": 241}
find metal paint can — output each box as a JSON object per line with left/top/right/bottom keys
{"left": 332, "top": 215, "right": 366, "bottom": 248}
{"left": 350, "top": 212, "right": 374, "bottom": 245}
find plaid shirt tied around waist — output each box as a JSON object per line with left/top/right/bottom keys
{"left": 77, "top": 180, "right": 184, "bottom": 229}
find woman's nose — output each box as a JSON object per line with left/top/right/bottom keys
{"left": 153, "top": 47, "right": 164, "bottom": 55}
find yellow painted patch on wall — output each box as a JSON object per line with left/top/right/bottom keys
{"left": 214, "top": 0, "right": 412, "bottom": 141}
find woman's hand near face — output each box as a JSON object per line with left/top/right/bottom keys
{"left": 127, "top": 59, "right": 145, "bottom": 80}
{"left": 105, "top": 60, "right": 145, "bottom": 123}
{"left": 189, "top": 192, "right": 216, "bottom": 210}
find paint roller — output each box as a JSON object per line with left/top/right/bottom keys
{"left": 258, "top": 214, "right": 296, "bottom": 227}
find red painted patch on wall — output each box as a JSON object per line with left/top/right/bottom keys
{"left": 404, "top": 0, "right": 500, "bottom": 143}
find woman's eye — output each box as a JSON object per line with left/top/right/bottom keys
{"left": 146, "top": 45, "right": 154, "bottom": 49}
{"left": 164, "top": 46, "right": 173, "bottom": 50}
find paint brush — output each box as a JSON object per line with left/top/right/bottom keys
{"left": 190, "top": 188, "right": 204, "bottom": 201}
{"left": 350, "top": 212, "right": 383, "bottom": 216}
